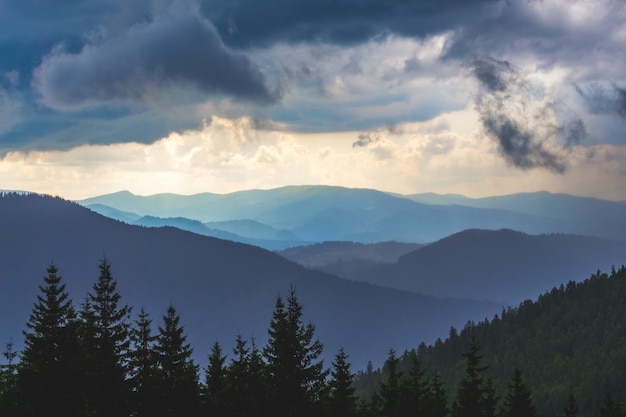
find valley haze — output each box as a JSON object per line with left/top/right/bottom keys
{"left": 3, "top": 185, "right": 625, "bottom": 370}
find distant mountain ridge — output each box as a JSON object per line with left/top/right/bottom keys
{"left": 77, "top": 185, "right": 626, "bottom": 246}
{"left": 0, "top": 193, "right": 498, "bottom": 369}
{"left": 278, "top": 241, "right": 423, "bottom": 267}
{"left": 343, "top": 229, "right": 626, "bottom": 304}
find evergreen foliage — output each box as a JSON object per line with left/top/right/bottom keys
{"left": 80, "top": 257, "right": 132, "bottom": 416}
{"left": 154, "top": 305, "right": 200, "bottom": 417}
{"left": 375, "top": 349, "right": 403, "bottom": 417}
{"left": 128, "top": 307, "right": 159, "bottom": 417}
{"left": 427, "top": 372, "right": 450, "bottom": 417}
{"left": 0, "top": 341, "right": 19, "bottom": 415}
{"left": 18, "top": 263, "right": 83, "bottom": 417}
{"left": 263, "top": 286, "right": 328, "bottom": 417}
{"left": 203, "top": 341, "right": 227, "bottom": 416}
{"left": 599, "top": 393, "right": 625, "bottom": 417}
{"left": 2, "top": 259, "right": 626, "bottom": 417}
{"left": 452, "top": 339, "right": 488, "bottom": 417}
{"left": 327, "top": 347, "right": 359, "bottom": 417}
{"left": 224, "top": 334, "right": 268, "bottom": 417}
{"left": 500, "top": 367, "right": 537, "bottom": 417}
{"left": 356, "top": 266, "right": 626, "bottom": 417}
{"left": 399, "top": 352, "right": 427, "bottom": 417}
{"left": 562, "top": 393, "right": 579, "bottom": 417}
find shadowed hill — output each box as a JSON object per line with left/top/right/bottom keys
{"left": 349, "top": 229, "right": 626, "bottom": 304}
{"left": 277, "top": 241, "right": 424, "bottom": 267}
{"left": 0, "top": 193, "right": 498, "bottom": 369}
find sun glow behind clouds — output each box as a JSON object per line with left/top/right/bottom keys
{"left": 2, "top": 111, "right": 626, "bottom": 201}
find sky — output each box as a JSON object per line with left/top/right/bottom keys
{"left": 1, "top": 0, "right": 625, "bottom": 200}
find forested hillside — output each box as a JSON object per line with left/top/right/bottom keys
{"left": 354, "top": 266, "right": 626, "bottom": 417}
{"left": 2, "top": 262, "right": 625, "bottom": 417}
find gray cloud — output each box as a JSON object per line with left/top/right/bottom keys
{"left": 33, "top": 7, "right": 277, "bottom": 111}
{"left": 481, "top": 114, "right": 567, "bottom": 173}
{"left": 201, "top": 0, "right": 499, "bottom": 47}
{"left": 576, "top": 83, "right": 626, "bottom": 120}
{"left": 472, "top": 57, "right": 585, "bottom": 173}
{"left": 353, "top": 132, "right": 381, "bottom": 148}
{"left": 471, "top": 57, "right": 511, "bottom": 93}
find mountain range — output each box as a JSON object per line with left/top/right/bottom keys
{"left": 78, "top": 186, "right": 626, "bottom": 249}
{"left": 310, "top": 229, "right": 626, "bottom": 304}
{"left": 0, "top": 192, "right": 498, "bottom": 369}
{"left": 3, "top": 186, "right": 626, "bottom": 369}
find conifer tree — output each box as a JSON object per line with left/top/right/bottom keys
{"left": 204, "top": 341, "right": 227, "bottom": 416}
{"left": 128, "top": 307, "right": 159, "bottom": 417}
{"left": 427, "top": 371, "right": 449, "bottom": 417}
{"left": 264, "top": 287, "right": 327, "bottom": 417}
{"left": 80, "top": 257, "right": 132, "bottom": 416}
{"left": 453, "top": 339, "right": 488, "bottom": 417}
{"left": 227, "top": 336, "right": 270, "bottom": 417}
{"left": 599, "top": 393, "right": 625, "bottom": 417}
{"left": 562, "top": 393, "right": 579, "bottom": 417}
{"left": 482, "top": 378, "right": 499, "bottom": 417}
{"left": 400, "top": 352, "right": 427, "bottom": 417}
{"left": 376, "top": 349, "right": 403, "bottom": 417}
{"left": 225, "top": 334, "right": 252, "bottom": 417}
{"left": 0, "top": 341, "right": 19, "bottom": 415}
{"left": 327, "top": 347, "right": 358, "bottom": 417}
{"left": 19, "top": 263, "right": 82, "bottom": 417}
{"left": 500, "top": 367, "right": 537, "bottom": 417}
{"left": 154, "top": 305, "right": 200, "bottom": 417}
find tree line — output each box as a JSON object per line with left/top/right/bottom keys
{"left": 354, "top": 266, "right": 626, "bottom": 417}
{"left": 1, "top": 259, "right": 625, "bottom": 417}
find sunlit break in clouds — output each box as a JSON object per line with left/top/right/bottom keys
{"left": 1, "top": 0, "right": 625, "bottom": 199}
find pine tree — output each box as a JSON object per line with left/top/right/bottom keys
{"left": 327, "top": 347, "right": 358, "bottom": 417}
{"left": 225, "top": 334, "right": 252, "bottom": 417}
{"left": 204, "top": 341, "right": 227, "bottom": 416}
{"left": 562, "top": 393, "right": 579, "bottom": 417}
{"left": 154, "top": 305, "right": 200, "bottom": 417}
{"left": 264, "top": 287, "right": 327, "bottom": 417}
{"left": 0, "top": 340, "right": 19, "bottom": 415}
{"left": 599, "top": 393, "right": 625, "bottom": 417}
{"left": 453, "top": 338, "right": 488, "bottom": 417}
{"left": 427, "top": 371, "right": 449, "bottom": 417}
{"left": 376, "top": 349, "right": 403, "bottom": 417}
{"left": 482, "top": 378, "right": 499, "bottom": 417}
{"left": 399, "top": 352, "right": 427, "bottom": 417}
{"left": 19, "top": 263, "right": 82, "bottom": 417}
{"left": 240, "top": 337, "right": 270, "bottom": 417}
{"left": 500, "top": 367, "right": 537, "bottom": 417}
{"left": 128, "top": 307, "right": 159, "bottom": 417}
{"left": 80, "top": 257, "right": 132, "bottom": 416}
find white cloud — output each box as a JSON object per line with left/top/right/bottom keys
{"left": 3, "top": 111, "right": 626, "bottom": 201}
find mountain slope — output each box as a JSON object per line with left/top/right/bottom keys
{"left": 355, "top": 266, "right": 626, "bottom": 417}
{"left": 350, "top": 229, "right": 626, "bottom": 304}
{"left": 277, "top": 241, "right": 423, "bottom": 267}
{"left": 404, "top": 191, "right": 626, "bottom": 241}
{"left": 0, "top": 193, "right": 498, "bottom": 369}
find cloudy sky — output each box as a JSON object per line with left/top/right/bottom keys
{"left": 1, "top": 0, "right": 625, "bottom": 200}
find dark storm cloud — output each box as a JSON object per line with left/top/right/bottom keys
{"left": 33, "top": 9, "right": 277, "bottom": 110}
{"left": 471, "top": 57, "right": 511, "bottom": 93}
{"left": 201, "top": 0, "right": 499, "bottom": 47}
{"left": 575, "top": 83, "right": 626, "bottom": 120}
{"left": 472, "top": 57, "right": 585, "bottom": 173}
{"left": 480, "top": 114, "right": 567, "bottom": 173}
